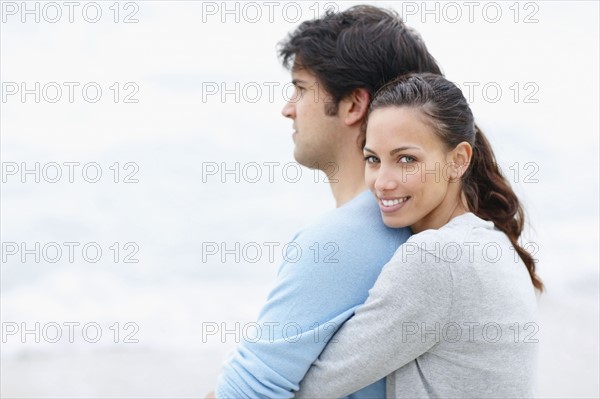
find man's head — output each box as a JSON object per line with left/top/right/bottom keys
{"left": 279, "top": 5, "right": 442, "bottom": 168}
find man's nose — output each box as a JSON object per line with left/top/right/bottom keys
{"left": 281, "top": 101, "right": 295, "bottom": 119}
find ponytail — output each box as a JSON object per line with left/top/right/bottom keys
{"left": 464, "top": 125, "right": 544, "bottom": 292}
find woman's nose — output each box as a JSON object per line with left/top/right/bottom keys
{"left": 374, "top": 167, "right": 398, "bottom": 192}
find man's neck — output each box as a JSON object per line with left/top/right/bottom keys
{"left": 325, "top": 152, "right": 368, "bottom": 208}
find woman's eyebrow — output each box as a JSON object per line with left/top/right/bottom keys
{"left": 364, "top": 146, "right": 420, "bottom": 155}
{"left": 390, "top": 146, "right": 420, "bottom": 156}
{"left": 363, "top": 147, "right": 377, "bottom": 154}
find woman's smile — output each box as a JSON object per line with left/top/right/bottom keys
{"left": 378, "top": 196, "right": 411, "bottom": 213}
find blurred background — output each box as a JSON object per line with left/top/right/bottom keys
{"left": 1, "top": 1, "right": 598, "bottom": 397}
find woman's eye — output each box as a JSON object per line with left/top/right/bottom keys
{"left": 399, "top": 155, "right": 415, "bottom": 163}
{"left": 364, "top": 156, "right": 379, "bottom": 164}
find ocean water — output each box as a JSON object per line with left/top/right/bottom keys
{"left": 1, "top": 1, "right": 598, "bottom": 397}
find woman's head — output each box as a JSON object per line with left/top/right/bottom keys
{"left": 364, "top": 73, "right": 473, "bottom": 232}
{"left": 365, "top": 73, "right": 544, "bottom": 291}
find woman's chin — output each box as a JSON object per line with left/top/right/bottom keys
{"left": 381, "top": 215, "right": 410, "bottom": 230}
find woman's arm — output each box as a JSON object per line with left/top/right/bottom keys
{"left": 295, "top": 249, "right": 454, "bottom": 398}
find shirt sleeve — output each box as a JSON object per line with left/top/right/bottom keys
{"left": 214, "top": 228, "right": 402, "bottom": 399}
{"left": 295, "top": 246, "right": 454, "bottom": 398}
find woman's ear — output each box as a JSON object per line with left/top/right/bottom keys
{"left": 339, "top": 88, "right": 371, "bottom": 126}
{"left": 449, "top": 142, "right": 473, "bottom": 180}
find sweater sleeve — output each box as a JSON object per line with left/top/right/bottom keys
{"left": 214, "top": 224, "right": 408, "bottom": 399}
{"left": 295, "top": 246, "right": 454, "bottom": 398}
{"left": 213, "top": 232, "right": 340, "bottom": 399}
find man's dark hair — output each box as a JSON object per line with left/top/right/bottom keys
{"left": 278, "top": 5, "right": 443, "bottom": 116}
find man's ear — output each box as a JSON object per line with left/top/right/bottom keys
{"left": 339, "top": 88, "right": 370, "bottom": 126}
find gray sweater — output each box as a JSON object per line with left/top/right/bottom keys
{"left": 295, "top": 213, "right": 538, "bottom": 398}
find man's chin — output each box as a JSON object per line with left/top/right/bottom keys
{"left": 293, "top": 150, "right": 316, "bottom": 169}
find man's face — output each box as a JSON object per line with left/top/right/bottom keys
{"left": 281, "top": 68, "right": 342, "bottom": 168}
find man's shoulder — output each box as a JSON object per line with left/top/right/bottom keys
{"left": 296, "top": 191, "right": 409, "bottom": 245}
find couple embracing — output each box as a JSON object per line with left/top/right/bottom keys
{"left": 208, "top": 5, "right": 543, "bottom": 399}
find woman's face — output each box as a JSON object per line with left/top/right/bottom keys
{"left": 364, "top": 106, "right": 465, "bottom": 233}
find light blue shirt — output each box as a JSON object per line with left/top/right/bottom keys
{"left": 215, "top": 190, "right": 411, "bottom": 398}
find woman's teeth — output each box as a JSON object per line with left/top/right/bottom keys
{"left": 381, "top": 197, "right": 410, "bottom": 207}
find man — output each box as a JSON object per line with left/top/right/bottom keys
{"left": 211, "top": 5, "right": 442, "bottom": 398}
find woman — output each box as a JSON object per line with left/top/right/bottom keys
{"left": 295, "top": 73, "right": 543, "bottom": 398}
